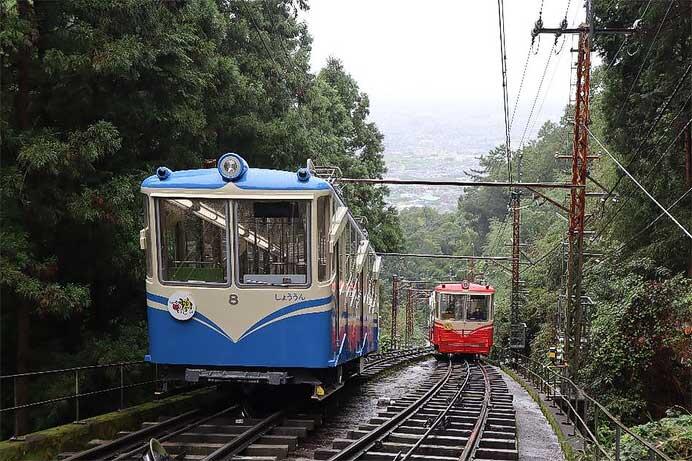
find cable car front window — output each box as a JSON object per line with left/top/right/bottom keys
{"left": 439, "top": 294, "right": 464, "bottom": 320}
{"left": 235, "top": 200, "right": 310, "bottom": 287}
{"left": 158, "top": 198, "right": 229, "bottom": 284}
{"left": 466, "top": 295, "right": 489, "bottom": 321}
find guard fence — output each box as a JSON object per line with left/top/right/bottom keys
{"left": 497, "top": 348, "right": 674, "bottom": 461}
{"left": 0, "top": 361, "right": 165, "bottom": 440}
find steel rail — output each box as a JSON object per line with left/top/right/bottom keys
{"left": 462, "top": 364, "right": 491, "bottom": 461}
{"left": 327, "top": 360, "right": 454, "bottom": 461}
{"left": 362, "top": 347, "right": 432, "bottom": 372}
{"left": 399, "top": 361, "right": 472, "bottom": 461}
{"left": 103, "top": 405, "right": 239, "bottom": 461}
{"left": 203, "top": 410, "right": 286, "bottom": 460}
{"left": 62, "top": 409, "right": 200, "bottom": 461}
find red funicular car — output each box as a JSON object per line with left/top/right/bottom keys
{"left": 429, "top": 281, "right": 494, "bottom": 355}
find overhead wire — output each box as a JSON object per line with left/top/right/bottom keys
{"left": 612, "top": 0, "right": 676, "bottom": 123}
{"left": 585, "top": 186, "right": 692, "bottom": 273}
{"left": 593, "top": 111, "right": 692, "bottom": 239}
{"left": 525, "top": 0, "right": 578, "bottom": 140}
{"left": 603, "top": 0, "right": 654, "bottom": 73}
{"left": 520, "top": 241, "right": 562, "bottom": 275}
{"left": 587, "top": 126, "right": 692, "bottom": 239}
{"left": 593, "top": 64, "right": 692, "bottom": 237}
{"left": 496, "top": 0, "right": 513, "bottom": 183}
{"left": 517, "top": 43, "right": 557, "bottom": 150}
{"left": 509, "top": 46, "right": 534, "bottom": 130}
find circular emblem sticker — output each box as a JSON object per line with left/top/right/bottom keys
{"left": 167, "top": 291, "right": 196, "bottom": 321}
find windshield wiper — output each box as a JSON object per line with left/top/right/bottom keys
{"left": 244, "top": 279, "right": 292, "bottom": 287}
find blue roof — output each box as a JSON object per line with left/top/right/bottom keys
{"left": 141, "top": 167, "right": 331, "bottom": 191}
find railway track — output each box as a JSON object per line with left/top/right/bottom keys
{"left": 58, "top": 349, "right": 443, "bottom": 461}
{"left": 360, "top": 347, "right": 433, "bottom": 378}
{"left": 59, "top": 403, "right": 322, "bottom": 461}
{"left": 314, "top": 360, "right": 517, "bottom": 461}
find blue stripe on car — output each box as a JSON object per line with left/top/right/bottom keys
{"left": 146, "top": 292, "right": 168, "bottom": 305}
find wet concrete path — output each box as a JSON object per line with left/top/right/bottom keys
{"left": 499, "top": 369, "right": 565, "bottom": 461}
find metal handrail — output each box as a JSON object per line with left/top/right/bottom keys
{"left": 499, "top": 348, "right": 673, "bottom": 461}
{"left": 0, "top": 360, "right": 146, "bottom": 379}
{"left": 1, "top": 360, "right": 164, "bottom": 440}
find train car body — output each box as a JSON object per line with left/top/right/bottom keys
{"left": 140, "top": 154, "right": 381, "bottom": 389}
{"left": 429, "top": 281, "right": 494, "bottom": 355}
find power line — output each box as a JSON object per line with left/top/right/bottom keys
{"left": 587, "top": 126, "right": 692, "bottom": 239}
{"left": 586, "top": 187, "right": 692, "bottom": 272}
{"left": 509, "top": 46, "right": 534, "bottom": 130}
{"left": 519, "top": 240, "right": 562, "bottom": 275}
{"left": 526, "top": 42, "right": 567, "bottom": 140}
{"left": 496, "top": 0, "right": 513, "bottom": 183}
{"left": 239, "top": 1, "right": 320, "bottom": 162}
{"left": 601, "top": 0, "right": 653, "bottom": 72}
{"left": 263, "top": 0, "right": 298, "bottom": 71}
{"left": 517, "top": 43, "right": 557, "bottom": 150}
{"left": 613, "top": 0, "right": 675, "bottom": 123}
{"left": 239, "top": 1, "right": 284, "bottom": 73}
{"left": 594, "top": 88, "right": 692, "bottom": 237}
{"left": 524, "top": 0, "right": 580, "bottom": 140}
{"left": 594, "top": 115, "right": 692, "bottom": 239}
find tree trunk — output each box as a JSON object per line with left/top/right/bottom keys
{"left": 14, "top": 306, "right": 30, "bottom": 436}
{"left": 16, "top": 1, "right": 31, "bottom": 130}
{"left": 14, "top": 0, "right": 33, "bottom": 437}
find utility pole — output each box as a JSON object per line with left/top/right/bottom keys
{"left": 686, "top": 125, "right": 692, "bottom": 277}
{"left": 468, "top": 243, "right": 476, "bottom": 282}
{"left": 405, "top": 288, "right": 413, "bottom": 346}
{"left": 565, "top": 27, "right": 591, "bottom": 372}
{"left": 533, "top": 0, "right": 633, "bottom": 373}
{"left": 510, "top": 154, "right": 526, "bottom": 350}
{"left": 391, "top": 275, "right": 399, "bottom": 349}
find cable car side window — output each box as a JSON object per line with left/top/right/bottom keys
{"left": 317, "top": 195, "right": 331, "bottom": 282}
{"left": 157, "top": 198, "right": 229, "bottom": 284}
{"left": 143, "top": 196, "right": 153, "bottom": 278}
{"left": 235, "top": 200, "right": 310, "bottom": 287}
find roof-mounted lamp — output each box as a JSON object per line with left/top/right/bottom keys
{"left": 218, "top": 153, "right": 248, "bottom": 181}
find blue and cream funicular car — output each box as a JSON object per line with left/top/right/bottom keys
{"left": 140, "top": 153, "right": 382, "bottom": 396}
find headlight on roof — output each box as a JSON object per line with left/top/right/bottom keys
{"left": 217, "top": 153, "right": 248, "bottom": 181}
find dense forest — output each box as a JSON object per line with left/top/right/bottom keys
{"left": 0, "top": 0, "right": 690, "bottom": 455}
{"left": 0, "top": 0, "right": 403, "bottom": 434}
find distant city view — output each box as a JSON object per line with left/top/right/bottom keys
{"left": 371, "top": 101, "right": 504, "bottom": 211}
{"left": 371, "top": 100, "right": 563, "bottom": 211}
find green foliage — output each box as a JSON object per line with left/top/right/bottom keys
{"left": 1, "top": 0, "right": 402, "bottom": 436}
{"left": 583, "top": 262, "right": 692, "bottom": 422}
{"left": 620, "top": 413, "right": 692, "bottom": 461}
{"left": 591, "top": 0, "right": 692, "bottom": 271}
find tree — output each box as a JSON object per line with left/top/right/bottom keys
{"left": 592, "top": 0, "right": 692, "bottom": 273}
{"left": 0, "top": 0, "right": 401, "bottom": 436}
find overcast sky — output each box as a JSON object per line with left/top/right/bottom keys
{"left": 302, "top": 0, "right": 587, "bottom": 142}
